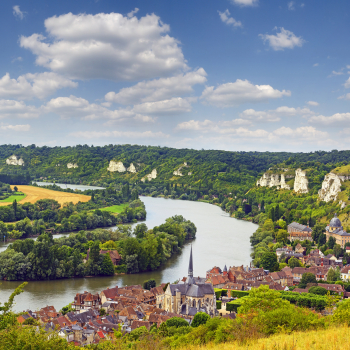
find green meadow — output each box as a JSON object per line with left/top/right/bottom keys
{"left": 0, "top": 193, "right": 27, "bottom": 203}
{"left": 98, "top": 203, "right": 129, "bottom": 213}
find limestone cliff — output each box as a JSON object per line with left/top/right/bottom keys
{"left": 107, "top": 161, "right": 126, "bottom": 172}
{"left": 141, "top": 169, "right": 157, "bottom": 182}
{"left": 256, "top": 173, "right": 290, "bottom": 190}
{"left": 6, "top": 155, "right": 24, "bottom": 166}
{"left": 127, "top": 163, "right": 137, "bottom": 173}
{"left": 293, "top": 169, "right": 309, "bottom": 193}
{"left": 67, "top": 163, "right": 78, "bottom": 169}
{"left": 173, "top": 162, "right": 189, "bottom": 177}
{"left": 318, "top": 172, "right": 346, "bottom": 202}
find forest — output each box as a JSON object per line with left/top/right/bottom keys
{"left": 0, "top": 215, "right": 196, "bottom": 280}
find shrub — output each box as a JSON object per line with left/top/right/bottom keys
{"left": 231, "top": 290, "right": 249, "bottom": 298}
{"left": 216, "top": 301, "right": 222, "bottom": 309}
{"left": 191, "top": 312, "right": 210, "bottom": 327}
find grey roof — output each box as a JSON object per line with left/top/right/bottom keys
{"left": 288, "top": 222, "right": 312, "bottom": 232}
{"left": 326, "top": 227, "right": 350, "bottom": 236}
{"left": 187, "top": 307, "right": 198, "bottom": 316}
{"left": 330, "top": 213, "right": 342, "bottom": 228}
{"left": 223, "top": 265, "right": 227, "bottom": 272}
{"left": 187, "top": 284, "right": 204, "bottom": 298}
{"left": 169, "top": 282, "right": 214, "bottom": 297}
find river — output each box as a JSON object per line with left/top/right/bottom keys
{"left": 0, "top": 195, "right": 257, "bottom": 313}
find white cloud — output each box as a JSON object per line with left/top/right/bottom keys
{"left": 338, "top": 93, "right": 350, "bottom": 100}
{"left": 127, "top": 8, "right": 139, "bottom": 18}
{"left": 105, "top": 68, "right": 207, "bottom": 105}
{"left": 218, "top": 10, "right": 242, "bottom": 28}
{"left": 200, "top": 79, "right": 290, "bottom": 107}
{"left": 307, "top": 101, "right": 319, "bottom": 106}
{"left": 259, "top": 27, "right": 305, "bottom": 51}
{"left": 313, "top": 63, "right": 319, "bottom": 67}
{"left": 330, "top": 70, "right": 344, "bottom": 76}
{"left": 20, "top": 12, "right": 188, "bottom": 81}
{"left": 272, "top": 126, "right": 327, "bottom": 139}
{"left": 288, "top": 1, "right": 295, "bottom": 10}
{"left": 309, "top": 112, "right": 350, "bottom": 126}
{"left": 69, "top": 130, "right": 169, "bottom": 139}
{"left": 13, "top": 5, "right": 24, "bottom": 20}
{"left": 230, "top": 0, "right": 258, "bottom": 6}
{"left": 344, "top": 77, "right": 350, "bottom": 88}
{"left": 11, "top": 57, "right": 23, "bottom": 63}
{"left": 176, "top": 119, "right": 214, "bottom": 131}
{"left": 133, "top": 97, "right": 193, "bottom": 115}
{"left": 0, "top": 124, "right": 30, "bottom": 132}
{"left": 0, "top": 72, "right": 77, "bottom": 100}
{"left": 0, "top": 100, "right": 39, "bottom": 119}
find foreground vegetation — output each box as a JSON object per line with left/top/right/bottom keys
{"left": 2, "top": 284, "right": 350, "bottom": 349}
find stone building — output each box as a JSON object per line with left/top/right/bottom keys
{"left": 325, "top": 213, "right": 350, "bottom": 248}
{"left": 159, "top": 247, "right": 216, "bottom": 317}
{"left": 287, "top": 222, "right": 312, "bottom": 241}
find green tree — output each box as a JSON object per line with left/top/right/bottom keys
{"left": 328, "top": 236, "right": 336, "bottom": 249}
{"left": 299, "top": 272, "right": 317, "bottom": 288}
{"left": 276, "top": 229, "right": 288, "bottom": 243}
{"left": 101, "top": 253, "right": 115, "bottom": 276}
{"left": 288, "top": 256, "right": 301, "bottom": 268}
{"left": 191, "top": 312, "right": 210, "bottom": 327}
{"left": 309, "top": 286, "right": 327, "bottom": 296}
{"left": 134, "top": 223, "right": 148, "bottom": 239}
{"left": 327, "top": 267, "right": 341, "bottom": 282}
{"left": 261, "top": 252, "right": 279, "bottom": 272}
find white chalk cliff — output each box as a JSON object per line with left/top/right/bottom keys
{"left": 67, "top": 163, "right": 78, "bottom": 169}
{"left": 6, "top": 155, "right": 24, "bottom": 166}
{"left": 256, "top": 173, "right": 290, "bottom": 190}
{"left": 173, "top": 162, "right": 189, "bottom": 176}
{"left": 141, "top": 169, "right": 157, "bottom": 182}
{"left": 294, "top": 169, "right": 309, "bottom": 193}
{"left": 318, "top": 172, "right": 349, "bottom": 202}
{"left": 127, "top": 163, "right": 137, "bottom": 173}
{"left": 107, "top": 161, "right": 126, "bottom": 172}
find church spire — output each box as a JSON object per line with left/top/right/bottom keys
{"left": 188, "top": 245, "right": 194, "bottom": 285}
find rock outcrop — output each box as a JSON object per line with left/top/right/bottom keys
{"left": 141, "top": 169, "right": 157, "bottom": 182}
{"left": 107, "top": 161, "right": 126, "bottom": 172}
{"left": 6, "top": 155, "right": 24, "bottom": 166}
{"left": 318, "top": 172, "right": 344, "bottom": 202}
{"left": 127, "top": 163, "right": 137, "bottom": 173}
{"left": 173, "top": 162, "right": 189, "bottom": 176}
{"left": 67, "top": 163, "right": 78, "bottom": 169}
{"left": 256, "top": 173, "right": 290, "bottom": 190}
{"left": 294, "top": 169, "right": 309, "bottom": 193}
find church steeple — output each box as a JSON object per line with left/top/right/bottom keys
{"left": 188, "top": 245, "right": 194, "bottom": 285}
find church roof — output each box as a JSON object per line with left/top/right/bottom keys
{"left": 330, "top": 213, "right": 342, "bottom": 228}
{"left": 288, "top": 222, "right": 312, "bottom": 232}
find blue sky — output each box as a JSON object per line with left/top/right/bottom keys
{"left": 1, "top": 0, "right": 350, "bottom": 152}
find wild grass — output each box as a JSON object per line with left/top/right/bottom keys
{"left": 0, "top": 194, "right": 27, "bottom": 203}
{"left": 99, "top": 203, "right": 129, "bottom": 213}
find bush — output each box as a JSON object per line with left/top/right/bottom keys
{"left": 216, "top": 301, "right": 222, "bottom": 309}
{"left": 191, "top": 312, "right": 210, "bottom": 327}
{"left": 114, "top": 264, "right": 127, "bottom": 273}
{"left": 231, "top": 290, "right": 249, "bottom": 298}
{"left": 226, "top": 300, "right": 242, "bottom": 313}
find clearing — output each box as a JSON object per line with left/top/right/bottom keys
{"left": 0, "top": 193, "right": 27, "bottom": 203}
{"left": 0, "top": 185, "right": 90, "bottom": 207}
{"left": 98, "top": 203, "right": 128, "bottom": 213}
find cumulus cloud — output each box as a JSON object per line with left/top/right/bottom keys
{"left": 105, "top": 68, "right": 207, "bottom": 105}
{"left": 200, "top": 79, "right": 290, "bottom": 107}
{"left": 272, "top": 126, "right": 327, "bottom": 139}
{"left": 69, "top": 130, "right": 169, "bottom": 139}
{"left": 230, "top": 0, "right": 258, "bottom": 6}
{"left": 0, "top": 124, "right": 30, "bottom": 132}
{"left": 338, "top": 93, "right": 350, "bottom": 100}
{"left": 307, "top": 101, "right": 319, "bottom": 106}
{"left": 218, "top": 10, "right": 242, "bottom": 28}
{"left": 309, "top": 112, "right": 350, "bottom": 126}
{"left": 344, "top": 77, "right": 350, "bottom": 88}
{"left": 13, "top": 5, "right": 24, "bottom": 20}
{"left": 259, "top": 27, "right": 305, "bottom": 51}
{"left": 0, "top": 72, "right": 77, "bottom": 100}
{"left": 288, "top": 1, "right": 295, "bottom": 10}
{"left": 20, "top": 12, "right": 188, "bottom": 81}
{"left": 0, "top": 100, "right": 39, "bottom": 119}
{"left": 133, "top": 97, "right": 193, "bottom": 115}
{"left": 176, "top": 119, "right": 214, "bottom": 131}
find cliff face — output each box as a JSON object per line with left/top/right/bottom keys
{"left": 141, "top": 169, "right": 157, "bottom": 182}
{"left": 67, "top": 163, "right": 78, "bottom": 169}
{"left": 127, "top": 163, "right": 137, "bottom": 173}
{"left": 293, "top": 168, "right": 309, "bottom": 193}
{"left": 256, "top": 173, "right": 290, "bottom": 190}
{"left": 107, "top": 161, "right": 126, "bottom": 172}
{"left": 6, "top": 155, "right": 24, "bottom": 166}
{"left": 318, "top": 172, "right": 347, "bottom": 202}
{"left": 173, "top": 162, "right": 189, "bottom": 176}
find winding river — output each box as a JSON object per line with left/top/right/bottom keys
{"left": 0, "top": 189, "right": 257, "bottom": 312}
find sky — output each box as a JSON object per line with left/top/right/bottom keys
{"left": 1, "top": 0, "right": 350, "bottom": 152}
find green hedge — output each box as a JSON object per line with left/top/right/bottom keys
{"left": 231, "top": 290, "right": 250, "bottom": 298}
{"left": 281, "top": 291, "right": 327, "bottom": 311}
{"left": 214, "top": 288, "right": 228, "bottom": 299}
{"left": 216, "top": 301, "right": 222, "bottom": 310}
{"left": 226, "top": 300, "right": 242, "bottom": 313}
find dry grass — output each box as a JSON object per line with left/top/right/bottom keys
{"left": 186, "top": 326, "right": 350, "bottom": 350}
{"left": 0, "top": 185, "right": 90, "bottom": 207}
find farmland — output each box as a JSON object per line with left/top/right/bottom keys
{"left": 98, "top": 203, "right": 129, "bottom": 213}
{"left": 0, "top": 185, "right": 90, "bottom": 207}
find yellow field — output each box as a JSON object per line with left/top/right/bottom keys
{"left": 0, "top": 185, "right": 90, "bottom": 207}
{"left": 186, "top": 326, "right": 350, "bottom": 350}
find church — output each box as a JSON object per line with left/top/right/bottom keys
{"left": 158, "top": 246, "right": 217, "bottom": 317}
{"left": 325, "top": 213, "right": 350, "bottom": 248}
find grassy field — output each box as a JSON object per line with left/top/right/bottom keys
{"left": 0, "top": 193, "right": 27, "bottom": 203}
{"left": 185, "top": 326, "right": 350, "bottom": 350}
{"left": 0, "top": 185, "right": 90, "bottom": 207}
{"left": 99, "top": 203, "right": 128, "bottom": 213}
